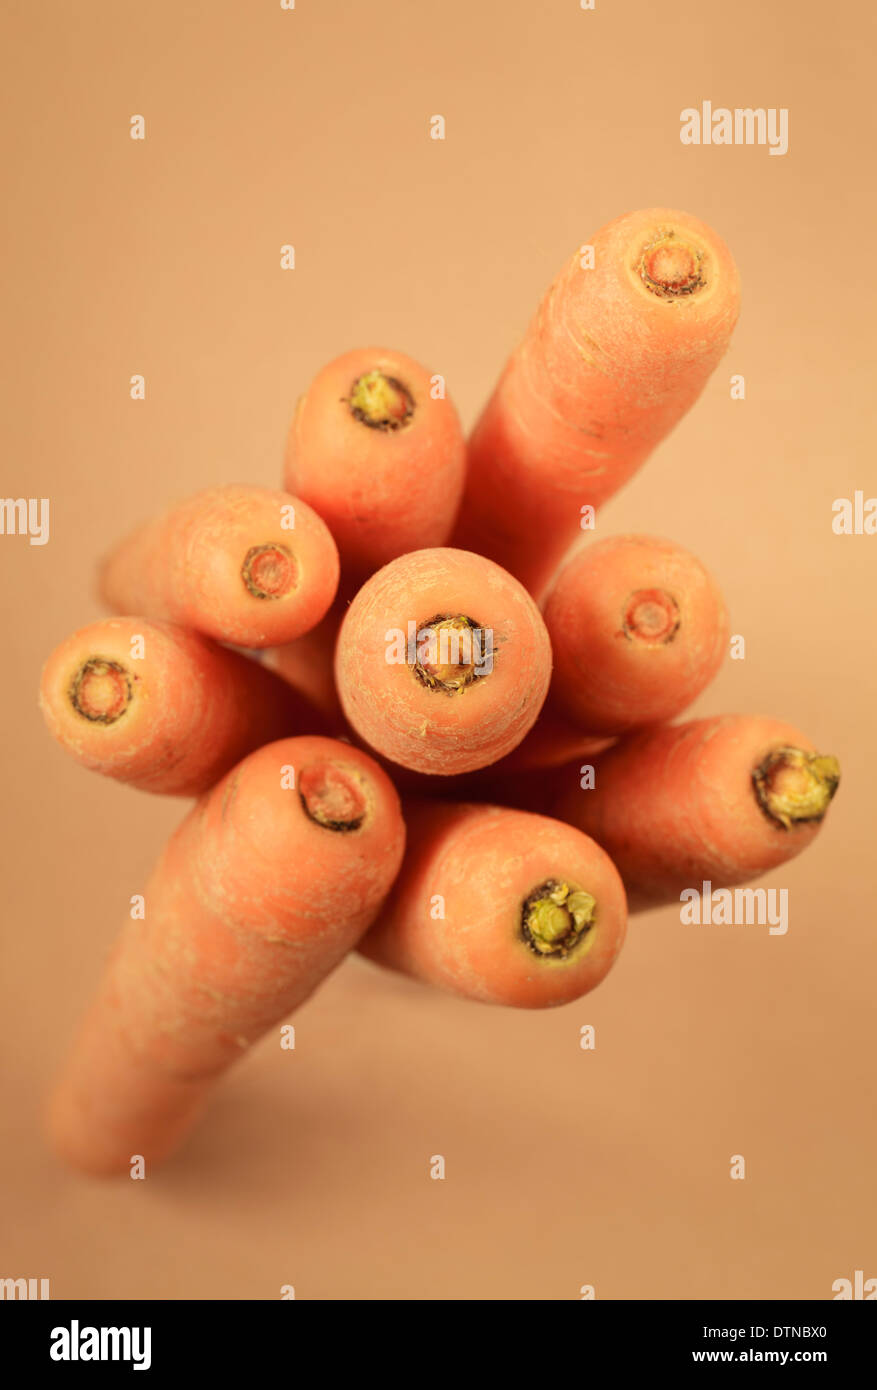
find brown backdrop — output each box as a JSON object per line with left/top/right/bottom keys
{"left": 1, "top": 0, "right": 874, "bottom": 1299}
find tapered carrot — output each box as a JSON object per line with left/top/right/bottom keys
{"left": 361, "top": 802, "right": 627, "bottom": 1008}
{"left": 551, "top": 716, "right": 841, "bottom": 910}
{"left": 39, "top": 617, "right": 322, "bottom": 796}
{"left": 46, "top": 736, "right": 405, "bottom": 1174}
{"left": 453, "top": 208, "right": 741, "bottom": 594}
{"left": 100, "top": 485, "right": 339, "bottom": 648}
{"left": 335, "top": 548, "right": 551, "bottom": 775}
{"left": 284, "top": 347, "right": 466, "bottom": 582}
{"left": 542, "top": 534, "right": 729, "bottom": 735}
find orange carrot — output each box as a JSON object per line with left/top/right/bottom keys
{"left": 542, "top": 534, "right": 729, "bottom": 734}
{"left": 100, "top": 484, "right": 339, "bottom": 648}
{"left": 269, "top": 595, "right": 347, "bottom": 727}
{"left": 361, "top": 802, "right": 627, "bottom": 1008}
{"left": 46, "top": 736, "right": 405, "bottom": 1174}
{"left": 39, "top": 617, "right": 322, "bottom": 796}
{"left": 453, "top": 208, "right": 741, "bottom": 594}
{"left": 335, "top": 548, "right": 551, "bottom": 775}
{"left": 551, "top": 716, "right": 841, "bottom": 910}
{"left": 284, "top": 347, "right": 466, "bottom": 582}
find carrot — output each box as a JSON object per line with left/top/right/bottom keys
{"left": 334, "top": 547, "right": 552, "bottom": 775}
{"left": 361, "top": 801, "right": 627, "bottom": 1008}
{"left": 99, "top": 484, "right": 339, "bottom": 648}
{"left": 453, "top": 208, "right": 741, "bottom": 594}
{"left": 269, "top": 595, "right": 347, "bottom": 727}
{"left": 430, "top": 722, "right": 614, "bottom": 815}
{"left": 39, "top": 617, "right": 322, "bottom": 796}
{"left": 551, "top": 716, "right": 841, "bottom": 910}
{"left": 46, "top": 736, "right": 405, "bottom": 1174}
{"left": 542, "top": 534, "right": 729, "bottom": 734}
{"left": 284, "top": 347, "right": 466, "bottom": 582}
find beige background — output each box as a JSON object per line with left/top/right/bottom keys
{"left": 2, "top": 0, "right": 875, "bottom": 1299}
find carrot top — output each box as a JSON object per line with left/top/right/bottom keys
{"left": 347, "top": 370, "right": 414, "bottom": 430}
{"left": 637, "top": 230, "right": 705, "bottom": 299}
{"left": 241, "top": 543, "right": 297, "bottom": 599}
{"left": 752, "top": 748, "right": 841, "bottom": 829}
{"left": 521, "top": 879, "right": 597, "bottom": 959}
{"left": 69, "top": 657, "right": 132, "bottom": 724}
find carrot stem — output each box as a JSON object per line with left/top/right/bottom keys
{"left": 348, "top": 370, "right": 414, "bottom": 430}
{"left": 413, "top": 614, "right": 483, "bottom": 692}
{"left": 622, "top": 588, "right": 680, "bottom": 644}
{"left": 752, "top": 748, "right": 841, "bottom": 829}
{"left": 298, "top": 762, "right": 367, "bottom": 831}
{"left": 241, "top": 543, "right": 297, "bottom": 599}
{"left": 521, "top": 879, "right": 596, "bottom": 958}
{"left": 70, "top": 658, "right": 132, "bottom": 724}
{"left": 638, "top": 231, "right": 704, "bottom": 298}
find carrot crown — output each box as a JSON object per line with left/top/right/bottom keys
{"left": 752, "top": 748, "right": 841, "bottom": 829}
{"left": 413, "top": 614, "right": 490, "bottom": 694}
{"left": 521, "top": 879, "right": 596, "bottom": 958}
{"left": 637, "top": 230, "right": 705, "bottom": 300}
{"left": 69, "top": 658, "right": 132, "bottom": 724}
{"left": 298, "top": 761, "right": 368, "bottom": 832}
{"left": 622, "top": 588, "right": 681, "bottom": 644}
{"left": 241, "top": 544, "right": 297, "bottom": 599}
{"left": 348, "top": 370, "right": 414, "bottom": 431}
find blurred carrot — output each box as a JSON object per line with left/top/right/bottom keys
{"left": 453, "top": 208, "right": 741, "bottom": 594}
{"left": 551, "top": 716, "right": 840, "bottom": 910}
{"left": 284, "top": 347, "right": 466, "bottom": 583}
{"left": 335, "top": 548, "right": 551, "bottom": 775}
{"left": 46, "top": 736, "right": 405, "bottom": 1174}
{"left": 361, "top": 801, "right": 627, "bottom": 1008}
{"left": 269, "top": 595, "right": 347, "bottom": 727}
{"left": 39, "top": 617, "right": 324, "bottom": 796}
{"left": 542, "top": 534, "right": 729, "bottom": 734}
{"left": 100, "top": 484, "right": 339, "bottom": 648}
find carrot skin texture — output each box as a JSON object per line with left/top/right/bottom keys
{"left": 453, "top": 208, "right": 741, "bottom": 594}
{"left": 39, "top": 618, "right": 324, "bottom": 796}
{"left": 46, "top": 737, "right": 406, "bottom": 1174}
{"left": 100, "top": 485, "right": 339, "bottom": 648}
{"left": 362, "top": 802, "right": 627, "bottom": 1008}
{"left": 335, "top": 548, "right": 552, "bottom": 775}
{"left": 551, "top": 716, "right": 840, "bottom": 910}
{"left": 284, "top": 348, "right": 466, "bottom": 582}
{"left": 542, "top": 534, "right": 729, "bottom": 734}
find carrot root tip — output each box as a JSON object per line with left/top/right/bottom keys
{"left": 242, "top": 544, "right": 297, "bottom": 599}
{"left": 347, "top": 370, "right": 414, "bottom": 431}
{"left": 752, "top": 748, "right": 841, "bottom": 829}
{"left": 69, "top": 658, "right": 132, "bottom": 724}
{"left": 521, "top": 879, "right": 596, "bottom": 958}
{"left": 622, "top": 588, "right": 681, "bottom": 645}
{"left": 638, "top": 232, "right": 704, "bottom": 299}
{"left": 413, "top": 614, "right": 487, "bottom": 694}
{"left": 298, "top": 762, "right": 367, "bottom": 832}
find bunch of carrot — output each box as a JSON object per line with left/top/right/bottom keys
{"left": 40, "top": 207, "right": 840, "bottom": 1174}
